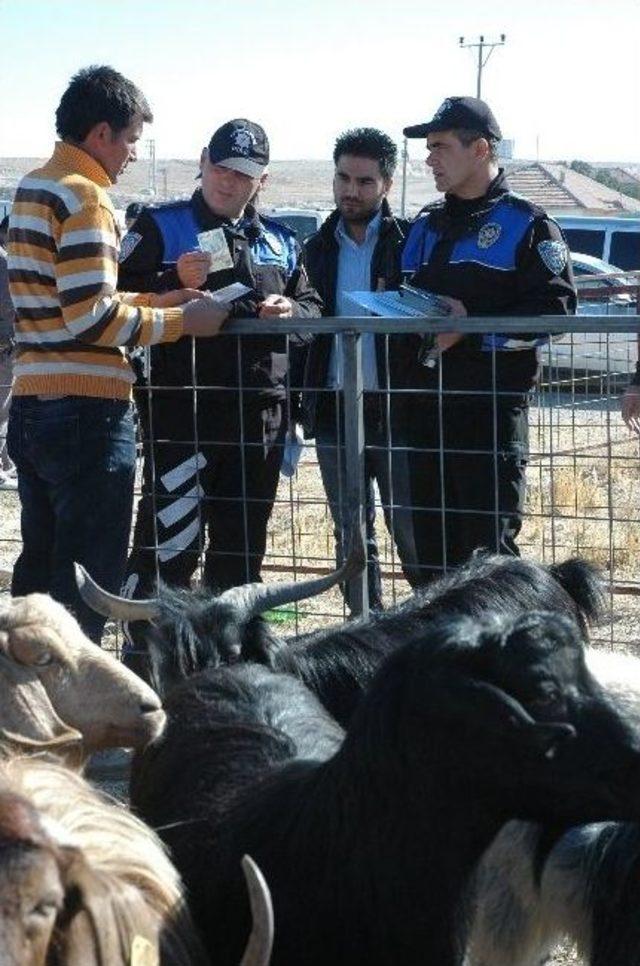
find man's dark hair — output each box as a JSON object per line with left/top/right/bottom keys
{"left": 453, "top": 128, "right": 500, "bottom": 163}
{"left": 0, "top": 216, "right": 9, "bottom": 246}
{"left": 333, "top": 128, "right": 398, "bottom": 180}
{"left": 55, "top": 65, "right": 153, "bottom": 142}
{"left": 125, "top": 202, "right": 144, "bottom": 223}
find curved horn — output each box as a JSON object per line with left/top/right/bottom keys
{"left": 240, "top": 854, "right": 274, "bottom": 966}
{"left": 74, "top": 563, "right": 161, "bottom": 623}
{"left": 218, "top": 522, "right": 366, "bottom": 621}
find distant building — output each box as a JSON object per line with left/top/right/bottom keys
{"left": 504, "top": 161, "right": 640, "bottom": 216}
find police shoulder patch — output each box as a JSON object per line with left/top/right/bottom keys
{"left": 477, "top": 222, "right": 502, "bottom": 249}
{"left": 119, "top": 231, "right": 142, "bottom": 263}
{"left": 537, "top": 239, "right": 568, "bottom": 275}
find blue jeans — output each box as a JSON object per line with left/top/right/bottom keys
{"left": 7, "top": 396, "right": 136, "bottom": 643}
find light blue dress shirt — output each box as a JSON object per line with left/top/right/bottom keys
{"left": 327, "top": 210, "right": 382, "bottom": 391}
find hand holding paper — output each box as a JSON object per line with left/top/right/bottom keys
{"left": 177, "top": 251, "right": 211, "bottom": 288}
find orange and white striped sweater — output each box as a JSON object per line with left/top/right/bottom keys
{"left": 8, "top": 141, "right": 184, "bottom": 399}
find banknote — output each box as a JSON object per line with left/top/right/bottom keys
{"left": 197, "top": 228, "right": 234, "bottom": 273}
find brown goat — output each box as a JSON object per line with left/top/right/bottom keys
{"left": 0, "top": 594, "right": 165, "bottom": 763}
{"left": 0, "top": 758, "right": 272, "bottom": 965}
{"left": 0, "top": 788, "right": 66, "bottom": 965}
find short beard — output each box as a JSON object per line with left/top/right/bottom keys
{"left": 338, "top": 204, "right": 381, "bottom": 226}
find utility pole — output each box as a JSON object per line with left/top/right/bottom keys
{"left": 400, "top": 137, "right": 408, "bottom": 218}
{"left": 459, "top": 34, "right": 506, "bottom": 99}
{"left": 147, "top": 139, "right": 157, "bottom": 197}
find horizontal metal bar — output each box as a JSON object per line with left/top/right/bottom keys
{"left": 261, "top": 562, "right": 640, "bottom": 600}
{"left": 220, "top": 314, "right": 640, "bottom": 335}
{"left": 609, "top": 583, "right": 640, "bottom": 598}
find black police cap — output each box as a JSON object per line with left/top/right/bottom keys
{"left": 403, "top": 96, "right": 502, "bottom": 141}
{"left": 206, "top": 119, "right": 270, "bottom": 178}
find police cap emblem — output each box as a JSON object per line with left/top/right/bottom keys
{"left": 231, "top": 128, "right": 255, "bottom": 156}
{"left": 432, "top": 98, "right": 453, "bottom": 122}
{"left": 477, "top": 222, "right": 501, "bottom": 249}
{"left": 119, "top": 231, "right": 142, "bottom": 263}
{"left": 537, "top": 239, "right": 568, "bottom": 275}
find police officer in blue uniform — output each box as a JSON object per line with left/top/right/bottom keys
{"left": 118, "top": 119, "right": 322, "bottom": 670}
{"left": 401, "top": 97, "right": 576, "bottom": 583}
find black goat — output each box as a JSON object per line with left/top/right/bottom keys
{"left": 78, "top": 552, "right": 606, "bottom": 727}
{"left": 131, "top": 610, "right": 640, "bottom": 966}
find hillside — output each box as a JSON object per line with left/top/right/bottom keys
{"left": 0, "top": 156, "right": 438, "bottom": 216}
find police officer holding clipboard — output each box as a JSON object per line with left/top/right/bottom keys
{"left": 401, "top": 96, "right": 576, "bottom": 583}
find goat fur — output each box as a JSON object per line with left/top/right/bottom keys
{"left": 148, "top": 554, "right": 606, "bottom": 727}
{"left": 132, "top": 609, "right": 640, "bottom": 966}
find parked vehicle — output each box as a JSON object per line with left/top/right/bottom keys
{"left": 265, "top": 207, "right": 331, "bottom": 241}
{"left": 546, "top": 252, "right": 639, "bottom": 377}
{"left": 556, "top": 215, "right": 640, "bottom": 271}
{"left": 573, "top": 253, "right": 638, "bottom": 310}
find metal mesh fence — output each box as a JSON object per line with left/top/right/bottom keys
{"left": 1, "top": 314, "right": 640, "bottom": 653}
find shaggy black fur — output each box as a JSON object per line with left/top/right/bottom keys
{"left": 132, "top": 608, "right": 640, "bottom": 966}
{"left": 147, "top": 554, "right": 606, "bottom": 727}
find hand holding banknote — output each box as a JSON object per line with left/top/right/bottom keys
{"left": 177, "top": 251, "right": 211, "bottom": 288}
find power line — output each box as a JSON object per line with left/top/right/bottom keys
{"left": 459, "top": 34, "right": 506, "bottom": 99}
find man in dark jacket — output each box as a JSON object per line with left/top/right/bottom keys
{"left": 402, "top": 96, "right": 577, "bottom": 583}
{"left": 303, "top": 128, "right": 420, "bottom": 609}
{"left": 119, "top": 119, "right": 322, "bottom": 666}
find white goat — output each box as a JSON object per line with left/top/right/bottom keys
{"left": 0, "top": 594, "right": 165, "bottom": 764}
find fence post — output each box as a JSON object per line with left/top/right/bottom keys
{"left": 342, "top": 330, "right": 368, "bottom": 618}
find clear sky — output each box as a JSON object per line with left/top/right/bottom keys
{"left": 0, "top": 0, "right": 638, "bottom": 164}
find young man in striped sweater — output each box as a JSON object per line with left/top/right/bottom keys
{"left": 7, "top": 65, "right": 228, "bottom": 643}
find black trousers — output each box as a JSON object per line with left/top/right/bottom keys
{"left": 315, "top": 392, "right": 419, "bottom": 609}
{"left": 123, "top": 389, "right": 284, "bottom": 659}
{"left": 407, "top": 391, "right": 529, "bottom": 585}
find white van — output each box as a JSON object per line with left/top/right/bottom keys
{"left": 555, "top": 215, "right": 640, "bottom": 271}
{"left": 265, "top": 208, "right": 331, "bottom": 242}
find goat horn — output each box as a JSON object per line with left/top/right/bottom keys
{"left": 240, "top": 854, "right": 274, "bottom": 966}
{"left": 218, "top": 522, "right": 366, "bottom": 620}
{"left": 74, "top": 564, "right": 161, "bottom": 623}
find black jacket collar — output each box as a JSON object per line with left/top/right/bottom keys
{"left": 191, "top": 190, "right": 262, "bottom": 240}
{"left": 431, "top": 169, "right": 510, "bottom": 237}
{"left": 318, "top": 197, "right": 403, "bottom": 248}
{"left": 444, "top": 167, "right": 509, "bottom": 216}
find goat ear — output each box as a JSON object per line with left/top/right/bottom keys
{"left": 440, "top": 677, "right": 577, "bottom": 759}
{"left": 220, "top": 625, "right": 243, "bottom": 662}
{"left": 54, "top": 848, "right": 126, "bottom": 965}
{"left": 521, "top": 721, "right": 576, "bottom": 760}
{"left": 55, "top": 847, "right": 159, "bottom": 966}
{"left": 427, "top": 676, "right": 532, "bottom": 730}
{"left": 6, "top": 624, "right": 57, "bottom": 668}
{"left": 0, "top": 668, "right": 83, "bottom": 759}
